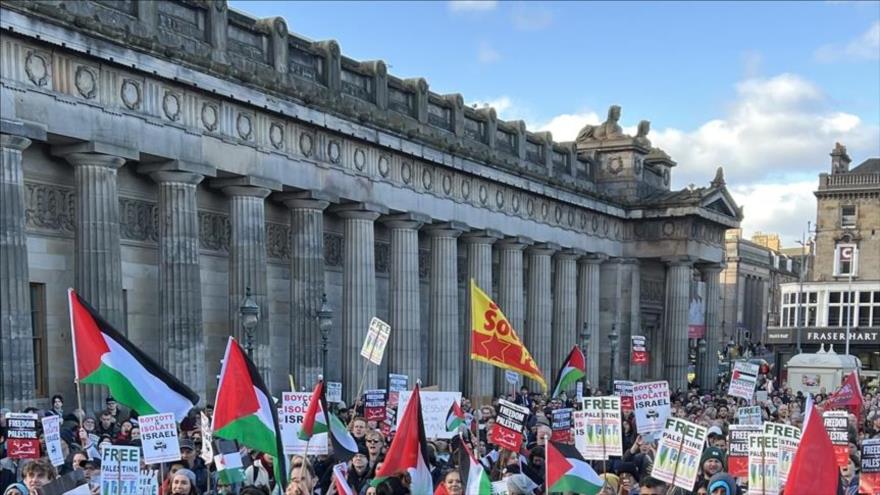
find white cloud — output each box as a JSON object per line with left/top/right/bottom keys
{"left": 511, "top": 9, "right": 553, "bottom": 31}
{"left": 448, "top": 0, "right": 497, "bottom": 13}
{"left": 477, "top": 41, "right": 501, "bottom": 64}
{"left": 815, "top": 21, "right": 880, "bottom": 61}
{"left": 536, "top": 112, "right": 601, "bottom": 142}
{"left": 728, "top": 181, "right": 817, "bottom": 246}
{"left": 469, "top": 96, "right": 513, "bottom": 114}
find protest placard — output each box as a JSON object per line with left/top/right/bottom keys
{"left": 387, "top": 374, "right": 408, "bottom": 407}
{"left": 737, "top": 406, "right": 763, "bottom": 425}
{"left": 397, "top": 391, "right": 462, "bottom": 439}
{"left": 5, "top": 412, "right": 39, "bottom": 459}
{"left": 651, "top": 417, "right": 709, "bottom": 491}
{"left": 364, "top": 389, "right": 387, "bottom": 421}
{"left": 728, "top": 361, "right": 760, "bottom": 400}
{"left": 139, "top": 413, "right": 181, "bottom": 464}
{"left": 747, "top": 434, "right": 780, "bottom": 495}
{"left": 489, "top": 399, "right": 529, "bottom": 451}
{"left": 42, "top": 415, "right": 65, "bottom": 466}
{"left": 860, "top": 438, "right": 880, "bottom": 495}
{"left": 280, "top": 392, "right": 328, "bottom": 455}
{"left": 575, "top": 396, "right": 622, "bottom": 460}
{"left": 613, "top": 381, "right": 635, "bottom": 413}
{"left": 326, "top": 382, "right": 343, "bottom": 403}
{"left": 491, "top": 481, "right": 509, "bottom": 495}
{"left": 631, "top": 336, "right": 648, "bottom": 364}
{"left": 360, "top": 317, "right": 391, "bottom": 365}
{"left": 575, "top": 382, "right": 583, "bottom": 401}
{"left": 505, "top": 370, "right": 519, "bottom": 386}
{"left": 100, "top": 445, "right": 140, "bottom": 495}
{"left": 728, "top": 424, "right": 762, "bottom": 478}
{"left": 763, "top": 422, "right": 801, "bottom": 484}
{"left": 137, "top": 470, "right": 158, "bottom": 495}
{"left": 40, "top": 471, "right": 86, "bottom": 495}
{"left": 550, "top": 408, "right": 573, "bottom": 443}
{"left": 199, "top": 412, "right": 213, "bottom": 464}
{"left": 823, "top": 410, "right": 850, "bottom": 468}
{"left": 633, "top": 381, "right": 670, "bottom": 434}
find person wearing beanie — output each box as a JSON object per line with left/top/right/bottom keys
{"left": 3, "top": 484, "right": 28, "bottom": 495}
{"left": 697, "top": 447, "right": 727, "bottom": 487}
{"left": 707, "top": 472, "right": 738, "bottom": 495}
{"left": 598, "top": 473, "right": 620, "bottom": 495}
{"left": 171, "top": 469, "right": 199, "bottom": 495}
{"left": 346, "top": 443, "right": 372, "bottom": 493}
{"left": 616, "top": 461, "right": 640, "bottom": 494}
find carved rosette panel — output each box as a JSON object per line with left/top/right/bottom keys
{"left": 269, "top": 123, "right": 284, "bottom": 149}
{"left": 119, "top": 198, "right": 159, "bottom": 242}
{"left": 163, "top": 92, "right": 181, "bottom": 121}
{"left": 323, "top": 232, "right": 343, "bottom": 267}
{"left": 120, "top": 79, "right": 142, "bottom": 110}
{"left": 199, "top": 212, "right": 231, "bottom": 252}
{"left": 25, "top": 50, "right": 50, "bottom": 87}
{"left": 201, "top": 103, "right": 219, "bottom": 131}
{"left": 24, "top": 182, "right": 75, "bottom": 234}
{"left": 266, "top": 222, "right": 290, "bottom": 261}
{"left": 374, "top": 241, "right": 390, "bottom": 273}
{"left": 74, "top": 65, "right": 98, "bottom": 99}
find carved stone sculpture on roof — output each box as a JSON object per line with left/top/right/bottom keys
{"left": 576, "top": 105, "right": 624, "bottom": 143}
{"left": 710, "top": 166, "right": 726, "bottom": 188}
{"left": 634, "top": 120, "right": 652, "bottom": 148}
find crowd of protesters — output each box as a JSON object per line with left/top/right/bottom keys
{"left": 2, "top": 369, "right": 879, "bottom": 495}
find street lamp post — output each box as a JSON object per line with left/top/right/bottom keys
{"left": 580, "top": 322, "right": 591, "bottom": 391}
{"left": 698, "top": 338, "right": 707, "bottom": 390}
{"left": 608, "top": 324, "right": 619, "bottom": 393}
{"left": 239, "top": 287, "right": 260, "bottom": 358}
{"left": 316, "top": 293, "right": 334, "bottom": 381}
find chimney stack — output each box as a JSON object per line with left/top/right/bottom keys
{"left": 830, "top": 142, "right": 851, "bottom": 174}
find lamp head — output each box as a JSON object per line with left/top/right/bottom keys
{"left": 239, "top": 287, "right": 260, "bottom": 331}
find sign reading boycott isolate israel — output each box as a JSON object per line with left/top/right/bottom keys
{"left": 139, "top": 413, "right": 181, "bottom": 464}
{"left": 41, "top": 416, "right": 64, "bottom": 467}
{"left": 633, "top": 381, "right": 670, "bottom": 434}
{"left": 280, "top": 392, "right": 328, "bottom": 455}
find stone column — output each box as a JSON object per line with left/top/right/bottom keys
{"left": 384, "top": 213, "right": 429, "bottom": 385}
{"left": 144, "top": 163, "right": 214, "bottom": 400}
{"left": 215, "top": 177, "right": 280, "bottom": 387}
{"left": 332, "top": 203, "right": 387, "bottom": 400}
{"left": 626, "top": 260, "right": 643, "bottom": 382}
{"left": 427, "top": 222, "right": 466, "bottom": 390}
{"left": 551, "top": 249, "right": 581, "bottom": 394}
{"left": 462, "top": 229, "right": 501, "bottom": 405}
{"left": 495, "top": 236, "right": 532, "bottom": 393}
{"left": 526, "top": 243, "right": 558, "bottom": 391}
{"left": 697, "top": 265, "right": 723, "bottom": 391}
{"left": 663, "top": 258, "right": 693, "bottom": 392}
{"left": 0, "top": 134, "right": 35, "bottom": 410}
{"left": 280, "top": 191, "right": 332, "bottom": 389}
{"left": 577, "top": 255, "right": 604, "bottom": 390}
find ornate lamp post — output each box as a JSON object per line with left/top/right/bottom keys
{"left": 698, "top": 338, "right": 708, "bottom": 389}
{"left": 239, "top": 287, "right": 260, "bottom": 358}
{"left": 316, "top": 293, "right": 334, "bottom": 380}
{"left": 608, "top": 324, "right": 619, "bottom": 392}
{"left": 580, "top": 322, "right": 591, "bottom": 390}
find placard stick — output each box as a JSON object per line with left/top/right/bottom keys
{"left": 346, "top": 362, "right": 371, "bottom": 429}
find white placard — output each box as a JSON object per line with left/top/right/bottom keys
{"left": 41, "top": 415, "right": 64, "bottom": 466}
{"left": 728, "top": 361, "right": 760, "bottom": 401}
{"left": 280, "top": 392, "right": 328, "bottom": 455}
{"left": 138, "top": 413, "right": 181, "bottom": 464}
{"left": 137, "top": 470, "right": 159, "bottom": 495}
{"left": 505, "top": 370, "right": 519, "bottom": 385}
{"left": 360, "top": 317, "right": 391, "bottom": 365}
{"left": 633, "top": 381, "right": 670, "bottom": 435}
{"left": 199, "top": 412, "right": 213, "bottom": 464}
{"left": 491, "top": 480, "right": 509, "bottom": 494}
{"left": 397, "top": 391, "right": 462, "bottom": 439}
{"left": 100, "top": 446, "right": 140, "bottom": 495}
{"left": 326, "top": 382, "right": 343, "bottom": 403}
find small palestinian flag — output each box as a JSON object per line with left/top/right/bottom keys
{"left": 213, "top": 337, "right": 286, "bottom": 488}
{"left": 213, "top": 439, "right": 244, "bottom": 484}
{"left": 328, "top": 411, "right": 358, "bottom": 462}
{"left": 372, "top": 385, "right": 432, "bottom": 493}
{"left": 547, "top": 441, "right": 603, "bottom": 494}
{"left": 446, "top": 401, "right": 465, "bottom": 432}
{"left": 459, "top": 435, "right": 492, "bottom": 494}
{"left": 551, "top": 345, "right": 586, "bottom": 398}
{"left": 331, "top": 463, "right": 355, "bottom": 495}
{"left": 68, "top": 289, "right": 198, "bottom": 421}
{"left": 298, "top": 379, "right": 328, "bottom": 441}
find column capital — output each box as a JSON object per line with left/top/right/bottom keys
{"left": 527, "top": 242, "right": 561, "bottom": 256}
{"left": 662, "top": 256, "right": 696, "bottom": 267}
{"left": 60, "top": 152, "right": 126, "bottom": 170}
{"left": 211, "top": 175, "right": 282, "bottom": 197}
{"left": 425, "top": 221, "right": 468, "bottom": 238}
{"left": 330, "top": 202, "right": 388, "bottom": 221}
{"left": 699, "top": 263, "right": 725, "bottom": 275}
{"left": 51, "top": 141, "right": 138, "bottom": 161}
{"left": 556, "top": 248, "right": 586, "bottom": 260}
{"left": 497, "top": 235, "right": 534, "bottom": 250}
{"left": 138, "top": 160, "right": 216, "bottom": 183}
{"left": 150, "top": 171, "right": 206, "bottom": 186}
{"left": 578, "top": 253, "right": 608, "bottom": 265}
{"left": 461, "top": 229, "right": 503, "bottom": 245}
{"left": 383, "top": 212, "right": 431, "bottom": 230}
{"left": 277, "top": 190, "right": 336, "bottom": 211}
{"left": 0, "top": 134, "right": 32, "bottom": 151}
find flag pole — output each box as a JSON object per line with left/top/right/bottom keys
{"left": 347, "top": 361, "right": 370, "bottom": 429}
{"left": 67, "top": 288, "right": 85, "bottom": 426}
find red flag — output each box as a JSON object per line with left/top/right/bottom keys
{"left": 785, "top": 404, "right": 840, "bottom": 494}
{"left": 372, "top": 385, "right": 432, "bottom": 494}
{"left": 825, "top": 370, "right": 863, "bottom": 419}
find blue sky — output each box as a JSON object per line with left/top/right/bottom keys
{"left": 231, "top": 0, "right": 880, "bottom": 245}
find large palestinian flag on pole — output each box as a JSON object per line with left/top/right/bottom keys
{"left": 372, "top": 385, "right": 432, "bottom": 493}
{"left": 547, "top": 441, "right": 603, "bottom": 494}
{"left": 68, "top": 289, "right": 199, "bottom": 421}
{"left": 298, "top": 379, "right": 328, "bottom": 441}
{"left": 213, "top": 337, "right": 286, "bottom": 488}
{"left": 458, "top": 435, "right": 492, "bottom": 494}
{"left": 551, "top": 345, "right": 586, "bottom": 398}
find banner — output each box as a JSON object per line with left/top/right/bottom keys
{"left": 199, "top": 412, "right": 214, "bottom": 465}
{"left": 137, "top": 470, "right": 159, "bottom": 495}
{"left": 490, "top": 399, "right": 529, "bottom": 451}
{"left": 651, "top": 418, "right": 709, "bottom": 491}
{"left": 728, "top": 425, "right": 762, "bottom": 478}
{"left": 688, "top": 280, "right": 706, "bottom": 338}
{"left": 139, "top": 413, "right": 181, "bottom": 464}
{"left": 823, "top": 410, "right": 850, "bottom": 468}
{"left": 397, "top": 391, "right": 462, "bottom": 439}
{"left": 613, "top": 380, "right": 635, "bottom": 413}
{"left": 280, "top": 392, "right": 329, "bottom": 455}
{"left": 364, "top": 389, "right": 387, "bottom": 421}
{"left": 360, "top": 317, "right": 391, "bottom": 365}
{"left": 575, "top": 397, "right": 622, "bottom": 460}
{"left": 5, "top": 412, "right": 39, "bottom": 459}
{"left": 41, "top": 415, "right": 65, "bottom": 466}
{"left": 631, "top": 336, "right": 648, "bottom": 364}
{"left": 763, "top": 422, "right": 800, "bottom": 485}
{"left": 747, "top": 434, "right": 779, "bottom": 495}
{"left": 326, "top": 382, "right": 343, "bottom": 403}
{"left": 860, "top": 438, "right": 880, "bottom": 495}
{"left": 100, "top": 446, "right": 140, "bottom": 495}
{"left": 633, "top": 381, "right": 670, "bottom": 435}
{"left": 728, "top": 361, "right": 760, "bottom": 401}
{"left": 387, "top": 374, "right": 408, "bottom": 408}
{"left": 550, "top": 408, "right": 573, "bottom": 443}
{"left": 737, "top": 406, "right": 763, "bottom": 425}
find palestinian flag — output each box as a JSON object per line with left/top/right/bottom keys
{"left": 331, "top": 463, "right": 354, "bottom": 495}
{"left": 459, "top": 434, "right": 492, "bottom": 494}
{"left": 446, "top": 401, "right": 465, "bottom": 432}
{"left": 213, "top": 439, "right": 244, "bottom": 484}
{"left": 68, "top": 289, "right": 198, "bottom": 421}
{"left": 551, "top": 345, "right": 585, "bottom": 398}
{"left": 213, "top": 337, "right": 286, "bottom": 488}
{"left": 371, "top": 385, "right": 432, "bottom": 493}
{"left": 328, "top": 410, "right": 358, "bottom": 462}
{"left": 546, "top": 441, "right": 603, "bottom": 495}
{"left": 298, "top": 379, "right": 328, "bottom": 441}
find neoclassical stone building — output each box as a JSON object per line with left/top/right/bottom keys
{"left": 0, "top": 0, "right": 741, "bottom": 411}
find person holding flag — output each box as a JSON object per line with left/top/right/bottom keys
{"left": 551, "top": 345, "right": 586, "bottom": 399}
{"left": 371, "top": 384, "right": 433, "bottom": 494}
{"left": 445, "top": 401, "right": 465, "bottom": 433}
